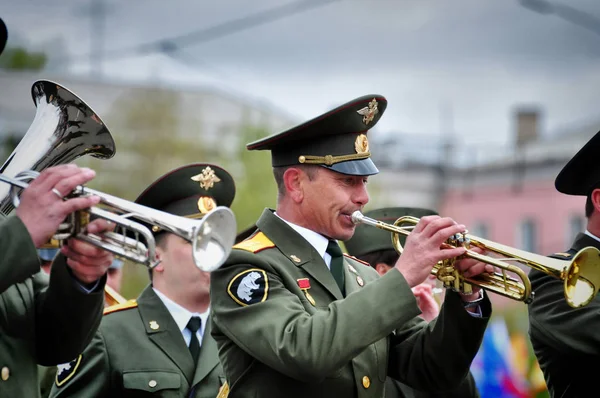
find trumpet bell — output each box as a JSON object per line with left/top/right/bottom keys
{"left": 564, "top": 246, "right": 600, "bottom": 308}
{"left": 191, "top": 206, "right": 237, "bottom": 272}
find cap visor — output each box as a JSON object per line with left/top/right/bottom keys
{"left": 324, "top": 158, "right": 379, "bottom": 176}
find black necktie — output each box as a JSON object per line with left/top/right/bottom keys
{"left": 186, "top": 316, "right": 202, "bottom": 365}
{"left": 326, "top": 240, "right": 345, "bottom": 295}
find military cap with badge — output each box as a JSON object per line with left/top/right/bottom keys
{"left": 246, "top": 95, "right": 387, "bottom": 176}
{"left": 554, "top": 129, "right": 600, "bottom": 196}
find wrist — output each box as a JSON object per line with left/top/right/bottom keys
{"left": 460, "top": 290, "right": 484, "bottom": 309}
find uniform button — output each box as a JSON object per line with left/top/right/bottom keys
{"left": 362, "top": 375, "right": 370, "bottom": 389}
{"left": 1, "top": 367, "right": 9, "bottom": 381}
{"left": 148, "top": 379, "right": 157, "bottom": 388}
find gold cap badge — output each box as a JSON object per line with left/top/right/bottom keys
{"left": 191, "top": 166, "right": 221, "bottom": 190}
{"left": 197, "top": 196, "right": 217, "bottom": 214}
{"left": 357, "top": 98, "right": 379, "bottom": 125}
{"left": 354, "top": 134, "right": 369, "bottom": 155}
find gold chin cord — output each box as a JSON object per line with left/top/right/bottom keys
{"left": 351, "top": 211, "right": 600, "bottom": 309}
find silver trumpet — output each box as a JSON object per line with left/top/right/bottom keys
{"left": 0, "top": 169, "right": 237, "bottom": 272}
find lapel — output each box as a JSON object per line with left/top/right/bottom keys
{"left": 256, "top": 209, "right": 344, "bottom": 300}
{"left": 137, "top": 286, "right": 195, "bottom": 384}
{"left": 191, "top": 317, "right": 219, "bottom": 386}
{"left": 572, "top": 232, "right": 600, "bottom": 252}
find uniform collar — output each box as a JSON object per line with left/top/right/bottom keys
{"left": 584, "top": 229, "right": 600, "bottom": 244}
{"left": 152, "top": 287, "right": 210, "bottom": 340}
{"left": 274, "top": 212, "right": 330, "bottom": 262}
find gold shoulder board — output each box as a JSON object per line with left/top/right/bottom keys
{"left": 233, "top": 232, "right": 275, "bottom": 253}
{"left": 103, "top": 299, "right": 138, "bottom": 315}
{"left": 552, "top": 252, "right": 573, "bottom": 258}
{"left": 343, "top": 253, "right": 371, "bottom": 267}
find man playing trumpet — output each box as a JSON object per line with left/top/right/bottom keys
{"left": 49, "top": 163, "right": 233, "bottom": 397}
{"left": 209, "top": 95, "right": 492, "bottom": 397}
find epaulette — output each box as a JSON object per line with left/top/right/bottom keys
{"left": 103, "top": 300, "right": 138, "bottom": 315}
{"left": 233, "top": 232, "right": 275, "bottom": 253}
{"left": 343, "top": 253, "right": 371, "bottom": 267}
{"left": 548, "top": 251, "right": 575, "bottom": 260}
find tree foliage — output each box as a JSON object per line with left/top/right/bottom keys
{"left": 0, "top": 47, "right": 46, "bottom": 71}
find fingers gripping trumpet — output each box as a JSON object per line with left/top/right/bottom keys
{"left": 351, "top": 211, "right": 600, "bottom": 308}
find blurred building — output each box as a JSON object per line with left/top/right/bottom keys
{"left": 441, "top": 108, "right": 594, "bottom": 256}
{"left": 0, "top": 71, "right": 298, "bottom": 195}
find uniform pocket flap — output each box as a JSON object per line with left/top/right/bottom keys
{"left": 123, "top": 370, "right": 181, "bottom": 392}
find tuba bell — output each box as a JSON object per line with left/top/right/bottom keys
{"left": 0, "top": 80, "right": 116, "bottom": 215}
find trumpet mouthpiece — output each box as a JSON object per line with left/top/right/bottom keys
{"left": 351, "top": 211, "right": 364, "bottom": 224}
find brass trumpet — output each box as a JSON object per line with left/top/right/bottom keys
{"left": 351, "top": 211, "right": 600, "bottom": 308}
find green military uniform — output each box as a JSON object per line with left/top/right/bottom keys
{"left": 344, "top": 207, "right": 480, "bottom": 398}
{"left": 0, "top": 215, "right": 106, "bottom": 397}
{"left": 528, "top": 130, "right": 600, "bottom": 398}
{"left": 210, "top": 95, "right": 491, "bottom": 397}
{"left": 50, "top": 163, "right": 235, "bottom": 397}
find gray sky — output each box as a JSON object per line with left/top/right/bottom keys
{"left": 3, "top": 0, "right": 600, "bottom": 148}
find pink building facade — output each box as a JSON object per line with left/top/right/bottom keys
{"left": 441, "top": 180, "right": 586, "bottom": 257}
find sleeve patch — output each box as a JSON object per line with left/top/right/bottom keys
{"left": 233, "top": 232, "right": 275, "bottom": 253}
{"left": 227, "top": 269, "right": 269, "bottom": 306}
{"left": 55, "top": 355, "right": 82, "bottom": 387}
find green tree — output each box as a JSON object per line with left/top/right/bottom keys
{"left": 0, "top": 47, "right": 46, "bottom": 71}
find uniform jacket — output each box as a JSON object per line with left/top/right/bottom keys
{"left": 384, "top": 373, "right": 479, "bottom": 398}
{"left": 210, "top": 209, "right": 491, "bottom": 398}
{"left": 528, "top": 232, "right": 600, "bottom": 398}
{"left": 49, "top": 285, "right": 225, "bottom": 397}
{"left": 0, "top": 215, "right": 105, "bottom": 398}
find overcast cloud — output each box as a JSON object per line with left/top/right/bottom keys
{"left": 2, "top": 0, "right": 600, "bottom": 148}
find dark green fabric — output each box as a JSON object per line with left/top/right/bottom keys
{"left": 210, "top": 208, "right": 491, "bottom": 398}
{"left": 327, "top": 240, "right": 345, "bottom": 295}
{"left": 0, "top": 214, "right": 105, "bottom": 398}
{"left": 49, "top": 286, "right": 224, "bottom": 398}
{"left": 528, "top": 232, "right": 600, "bottom": 397}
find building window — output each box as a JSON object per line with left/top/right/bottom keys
{"left": 568, "top": 215, "right": 585, "bottom": 244}
{"left": 518, "top": 218, "right": 537, "bottom": 253}
{"left": 470, "top": 222, "right": 489, "bottom": 239}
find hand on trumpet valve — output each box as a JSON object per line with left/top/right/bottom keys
{"left": 394, "top": 215, "right": 467, "bottom": 288}
{"left": 60, "top": 218, "right": 116, "bottom": 285}
{"left": 454, "top": 246, "right": 495, "bottom": 278}
{"left": 16, "top": 164, "right": 101, "bottom": 247}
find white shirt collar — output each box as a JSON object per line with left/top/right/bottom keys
{"left": 152, "top": 288, "right": 210, "bottom": 346}
{"left": 584, "top": 230, "right": 600, "bottom": 244}
{"left": 274, "top": 212, "right": 333, "bottom": 268}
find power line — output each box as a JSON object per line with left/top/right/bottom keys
{"left": 519, "top": 0, "right": 600, "bottom": 38}
{"left": 65, "top": 0, "right": 341, "bottom": 66}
